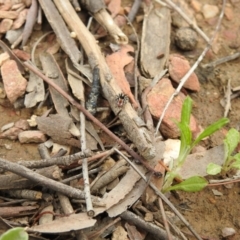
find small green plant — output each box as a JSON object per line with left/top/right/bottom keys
{"left": 0, "top": 227, "right": 28, "bottom": 240}
{"left": 162, "top": 96, "right": 229, "bottom": 192}
{"left": 207, "top": 128, "right": 240, "bottom": 176}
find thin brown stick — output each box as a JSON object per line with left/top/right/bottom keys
{"left": 158, "top": 198, "right": 173, "bottom": 240}
{"left": 23, "top": 61, "right": 159, "bottom": 175}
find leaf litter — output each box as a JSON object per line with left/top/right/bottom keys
{"left": 0, "top": 0, "right": 239, "bottom": 239}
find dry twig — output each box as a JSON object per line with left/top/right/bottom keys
{"left": 17, "top": 151, "right": 90, "bottom": 168}
{"left": 79, "top": 75, "right": 94, "bottom": 217}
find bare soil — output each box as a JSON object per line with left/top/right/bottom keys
{"left": 1, "top": 0, "right": 240, "bottom": 239}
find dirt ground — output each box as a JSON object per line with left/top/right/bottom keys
{"left": 1, "top": 0, "right": 240, "bottom": 239}
{"left": 170, "top": 0, "right": 240, "bottom": 239}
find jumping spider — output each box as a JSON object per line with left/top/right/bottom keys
{"left": 115, "top": 93, "right": 129, "bottom": 108}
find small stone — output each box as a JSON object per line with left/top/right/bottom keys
{"left": 0, "top": 127, "right": 22, "bottom": 140}
{"left": 202, "top": 4, "right": 219, "bottom": 19}
{"left": 18, "top": 130, "right": 47, "bottom": 143}
{"left": 1, "top": 60, "right": 28, "bottom": 103}
{"left": 224, "top": 6, "right": 234, "bottom": 21}
{"left": 14, "top": 119, "right": 30, "bottom": 130}
{"left": 27, "top": 115, "right": 38, "bottom": 127}
{"left": 0, "top": 18, "right": 13, "bottom": 33}
{"left": 147, "top": 78, "right": 199, "bottom": 138}
{"left": 190, "top": 0, "right": 202, "bottom": 12}
{"left": 222, "top": 227, "right": 236, "bottom": 237}
{"left": 168, "top": 54, "right": 200, "bottom": 91}
{"left": 1, "top": 122, "right": 14, "bottom": 132}
{"left": 175, "top": 27, "right": 198, "bottom": 51}
{"left": 4, "top": 144, "right": 12, "bottom": 150}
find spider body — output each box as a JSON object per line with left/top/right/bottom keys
{"left": 116, "top": 93, "right": 129, "bottom": 108}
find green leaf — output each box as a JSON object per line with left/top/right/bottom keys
{"left": 231, "top": 160, "right": 240, "bottom": 169}
{"left": 233, "top": 153, "right": 240, "bottom": 161}
{"left": 178, "top": 122, "right": 192, "bottom": 148}
{"left": 165, "top": 176, "right": 208, "bottom": 192}
{"left": 181, "top": 96, "right": 192, "bottom": 126}
{"left": 193, "top": 118, "right": 229, "bottom": 146}
{"left": 225, "top": 128, "right": 240, "bottom": 156}
{"left": 0, "top": 228, "right": 28, "bottom": 240}
{"left": 206, "top": 163, "right": 222, "bottom": 175}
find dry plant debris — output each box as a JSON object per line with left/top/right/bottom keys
{"left": 0, "top": 0, "right": 238, "bottom": 239}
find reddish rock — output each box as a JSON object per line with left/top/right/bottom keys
{"left": 0, "top": 119, "right": 30, "bottom": 140}
{"left": 168, "top": 54, "right": 200, "bottom": 92}
{"left": 147, "top": 78, "right": 199, "bottom": 138}
{"left": 14, "top": 119, "right": 30, "bottom": 130}
{"left": 18, "top": 131, "right": 47, "bottom": 143}
{"left": 1, "top": 60, "right": 27, "bottom": 103}
{"left": 190, "top": 0, "right": 202, "bottom": 12}
{"left": 0, "top": 19, "right": 13, "bottom": 33}
{"left": 12, "top": 49, "right": 30, "bottom": 61}
{"left": 224, "top": 6, "right": 234, "bottom": 21}
{"left": 0, "top": 127, "right": 22, "bottom": 140}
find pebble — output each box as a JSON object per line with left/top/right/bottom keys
{"left": 168, "top": 54, "right": 200, "bottom": 91}
{"left": 175, "top": 27, "right": 198, "bottom": 51}
{"left": 224, "top": 6, "right": 234, "bottom": 21}
{"left": 18, "top": 130, "right": 47, "bottom": 143}
{"left": 147, "top": 78, "right": 199, "bottom": 138}
{"left": 0, "top": 127, "right": 22, "bottom": 140}
{"left": 1, "top": 59, "right": 27, "bottom": 103}
{"left": 190, "top": 0, "right": 202, "bottom": 12}
{"left": 0, "top": 19, "right": 13, "bottom": 33}
{"left": 202, "top": 4, "right": 219, "bottom": 19}
{"left": 222, "top": 227, "right": 236, "bottom": 237}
